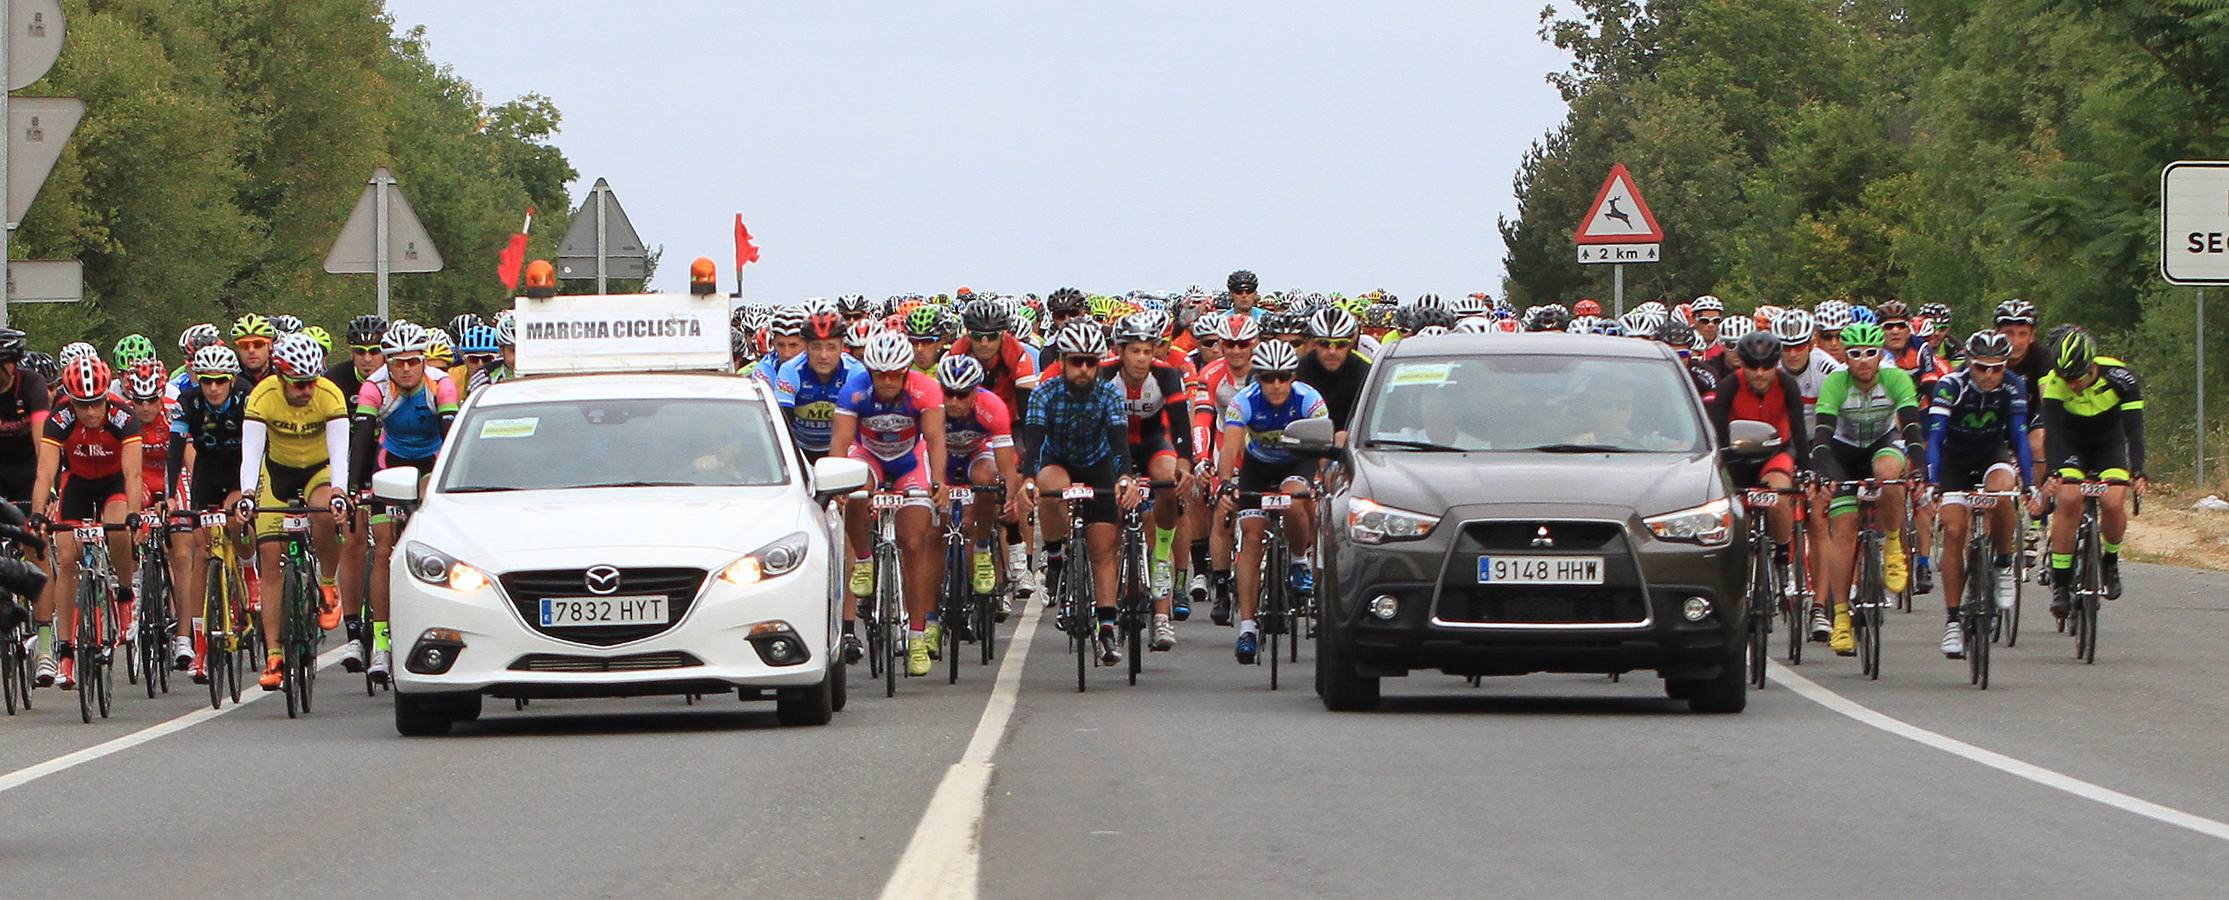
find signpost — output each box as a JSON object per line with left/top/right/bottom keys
{"left": 556, "top": 178, "right": 646, "bottom": 293}
{"left": 324, "top": 166, "right": 444, "bottom": 319}
{"left": 0, "top": 0, "right": 75, "bottom": 326}
{"left": 2161, "top": 161, "right": 2229, "bottom": 488}
{"left": 1574, "top": 163, "right": 1664, "bottom": 317}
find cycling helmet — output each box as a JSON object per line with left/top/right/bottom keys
{"left": 1849, "top": 305, "right": 1879, "bottom": 325}
{"left": 60, "top": 357, "right": 111, "bottom": 403}
{"left": 1411, "top": 293, "right": 1446, "bottom": 313}
{"left": 861, "top": 332, "right": 914, "bottom": 372}
{"left": 769, "top": 306, "right": 810, "bottom": 338}
{"left": 1735, "top": 330, "right": 1782, "bottom": 366}
{"left": 381, "top": 321, "right": 431, "bottom": 356}
{"left": 1750, "top": 304, "right": 1784, "bottom": 331}
{"left": 303, "top": 326, "right": 334, "bottom": 353}
{"left": 190, "top": 344, "right": 241, "bottom": 376}
{"left": 1250, "top": 339, "right": 1300, "bottom": 373}
{"left": 1912, "top": 316, "right": 1936, "bottom": 339}
{"left": 1965, "top": 330, "right": 2013, "bottom": 361}
{"left": 1772, "top": 309, "right": 1817, "bottom": 344}
{"left": 2051, "top": 326, "right": 2096, "bottom": 379}
{"left": 447, "top": 313, "right": 483, "bottom": 339}
{"left": 1566, "top": 315, "right": 1602, "bottom": 335}
{"left": 495, "top": 314, "right": 517, "bottom": 346}
{"left": 1918, "top": 302, "right": 1951, "bottom": 325}
{"left": 1876, "top": 299, "right": 1910, "bottom": 324}
{"left": 1448, "top": 294, "right": 1489, "bottom": 318}
{"left": 1718, "top": 315, "right": 1755, "bottom": 345}
{"left": 802, "top": 297, "right": 838, "bottom": 318}
{"left": 1658, "top": 318, "right": 1698, "bottom": 350}
{"left": 425, "top": 328, "right": 455, "bottom": 366}
{"left": 1191, "top": 311, "right": 1222, "bottom": 339}
{"left": 1814, "top": 300, "right": 1853, "bottom": 332}
{"left": 1046, "top": 288, "right": 1087, "bottom": 317}
{"left": 837, "top": 294, "right": 872, "bottom": 318}
{"left": 1412, "top": 325, "right": 1450, "bottom": 338}
{"left": 1215, "top": 313, "right": 1260, "bottom": 343}
{"left": 1307, "top": 307, "right": 1359, "bottom": 340}
{"left": 1840, "top": 321, "right": 1885, "bottom": 349}
{"left": 1528, "top": 303, "right": 1571, "bottom": 333}
{"left": 935, "top": 354, "right": 985, "bottom": 393}
{"left": 844, "top": 319, "right": 881, "bottom": 349}
{"left": 271, "top": 333, "right": 326, "bottom": 381}
{"left": 1993, "top": 298, "right": 2038, "bottom": 327}
{"left": 345, "top": 315, "right": 389, "bottom": 347}
{"left": 1133, "top": 308, "right": 1172, "bottom": 342}
{"left": 1453, "top": 316, "right": 1498, "bottom": 335}
{"left": 59, "top": 341, "right": 98, "bottom": 367}
{"left": 459, "top": 325, "right": 499, "bottom": 355}
{"left": 124, "top": 359, "right": 167, "bottom": 400}
{"left": 1227, "top": 270, "right": 1259, "bottom": 293}
{"left": 1572, "top": 299, "right": 1602, "bottom": 318}
{"left": 232, "top": 313, "right": 275, "bottom": 340}
{"left": 729, "top": 327, "right": 756, "bottom": 360}
{"left": 178, "top": 323, "right": 222, "bottom": 356}
{"left": 21, "top": 352, "right": 56, "bottom": 383}
{"left": 0, "top": 328, "right": 23, "bottom": 364}
{"left": 1112, "top": 312, "right": 1162, "bottom": 346}
{"left": 269, "top": 314, "right": 304, "bottom": 336}
{"left": 961, "top": 299, "right": 1009, "bottom": 335}
{"left": 904, "top": 304, "right": 950, "bottom": 340}
{"left": 112, "top": 333, "right": 157, "bottom": 367}
{"left": 1053, "top": 320, "right": 1110, "bottom": 358}
{"left": 1619, "top": 309, "right": 1663, "bottom": 339}
{"left": 1691, "top": 295, "right": 1725, "bottom": 315}
{"left": 738, "top": 306, "right": 773, "bottom": 336}
{"left": 802, "top": 310, "right": 846, "bottom": 343}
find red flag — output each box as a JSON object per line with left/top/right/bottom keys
{"left": 498, "top": 206, "right": 536, "bottom": 291}
{"left": 735, "top": 213, "right": 760, "bottom": 271}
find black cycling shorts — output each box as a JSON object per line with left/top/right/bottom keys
{"left": 1041, "top": 457, "right": 1119, "bottom": 526}
{"left": 0, "top": 461, "right": 34, "bottom": 507}
{"left": 1237, "top": 459, "right": 1311, "bottom": 512}
{"left": 189, "top": 457, "right": 241, "bottom": 511}
{"left": 1126, "top": 434, "right": 1177, "bottom": 477}
{"left": 58, "top": 472, "right": 125, "bottom": 521}
{"left": 2054, "top": 439, "right": 2130, "bottom": 482}
{"left": 1937, "top": 447, "right": 2017, "bottom": 493}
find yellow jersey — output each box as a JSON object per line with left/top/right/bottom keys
{"left": 244, "top": 376, "right": 347, "bottom": 469}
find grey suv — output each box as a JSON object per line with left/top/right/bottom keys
{"left": 1287, "top": 332, "right": 1767, "bottom": 713}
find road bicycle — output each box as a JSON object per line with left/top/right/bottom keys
{"left": 1233, "top": 488, "right": 1300, "bottom": 691}
{"left": 254, "top": 504, "right": 330, "bottom": 718}
{"left": 2059, "top": 479, "right": 2123, "bottom": 665}
{"left": 935, "top": 485, "right": 997, "bottom": 685}
{"left": 0, "top": 514, "right": 45, "bottom": 715}
{"left": 1051, "top": 483, "right": 1105, "bottom": 693}
{"left": 1826, "top": 480, "right": 1891, "bottom": 680}
{"left": 129, "top": 498, "right": 181, "bottom": 699}
{"left": 1737, "top": 485, "right": 1806, "bottom": 688}
{"left": 862, "top": 488, "right": 923, "bottom": 698}
{"left": 1950, "top": 489, "right": 2022, "bottom": 690}
{"left": 1114, "top": 480, "right": 1178, "bottom": 686}
{"left": 50, "top": 519, "right": 131, "bottom": 723}
{"left": 182, "top": 507, "right": 252, "bottom": 709}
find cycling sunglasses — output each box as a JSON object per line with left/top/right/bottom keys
{"left": 1223, "top": 339, "right": 1256, "bottom": 350}
{"left": 196, "top": 375, "right": 233, "bottom": 386}
{"left": 1845, "top": 347, "right": 1884, "bottom": 360}
{"left": 387, "top": 355, "right": 424, "bottom": 367}
{"left": 1883, "top": 320, "right": 1911, "bottom": 329}
{"left": 1315, "top": 339, "right": 1354, "bottom": 350}
{"left": 350, "top": 344, "right": 383, "bottom": 354}
{"left": 968, "top": 330, "right": 1003, "bottom": 341}
{"left": 1061, "top": 355, "right": 1099, "bottom": 368}
{"left": 464, "top": 353, "right": 497, "bottom": 365}
{"left": 1968, "top": 360, "right": 2007, "bottom": 373}
{"left": 234, "top": 338, "right": 272, "bottom": 350}
{"left": 1741, "top": 358, "right": 1778, "bottom": 371}
{"left": 1694, "top": 316, "right": 1723, "bottom": 326}
{"left": 1256, "top": 372, "right": 1295, "bottom": 383}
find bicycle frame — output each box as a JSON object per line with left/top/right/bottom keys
{"left": 253, "top": 505, "right": 327, "bottom": 718}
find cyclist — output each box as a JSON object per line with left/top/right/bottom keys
{"left": 0, "top": 328, "right": 49, "bottom": 515}
{"left": 234, "top": 333, "right": 353, "bottom": 691}
{"left": 1022, "top": 322, "right": 1140, "bottom": 667}
{"left": 349, "top": 322, "right": 456, "bottom": 682}
{"left": 2036, "top": 327, "right": 2145, "bottom": 616}
{"left": 458, "top": 325, "right": 501, "bottom": 397}
{"left": 232, "top": 314, "right": 279, "bottom": 387}
{"left": 1993, "top": 299, "right": 2048, "bottom": 484}
{"left": 33, "top": 358, "right": 145, "bottom": 689}
{"left": 1808, "top": 321, "right": 1923, "bottom": 655}
{"left": 1227, "top": 270, "right": 1260, "bottom": 316}
{"left": 171, "top": 344, "right": 247, "bottom": 683}
{"left": 1926, "top": 330, "right": 2033, "bottom": 659}
{"left": 1880, "top": 300, "right": 1950, "bottom": 593}
{"left": 1216, "top": 340, "right": 1326, "bottom": 664}
{"left": 122, "top": 359, "right": 195, "bottom": 670}
{"left": 829, "top": 331, "right": 948, "bottom": 679}
{"left": 1709, "top": 330, "right": 1808, "bottom": 598}
{"left": 486, "top": 315, "right": 518, "bottom": 385}
{"left": 905, "top": 305, "right": 953, "bottom": 374}
{"left": 774, "top": 310, "right": 865, "bottom": 464}
{"left": 1191, "top": 312, "right": 1259, "bottom": 624}
{"left": 1297, "top": 307, "right": 1370, "bottom": 437}
{"left": 1103, "top": 313, "right": 1194, "bottom": 650}
{"left": 935, "top": 355, "right": 1025, "bottom": 623}
{"left": 1814, "top": 300, "right": 1853, "bottom": 366}
{"left": 1689, "top": 295, "right": 1730, "bottom": 381}
{"left": 325, "top": 314, "right": 387, "bottom": 661}
{"left": 751, "top": 308, "right": 808, "bottom": 385}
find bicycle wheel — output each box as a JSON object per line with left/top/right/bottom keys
{"left": 1266, "top": 534, "right": 1288, "bottom": 691}
{"left": 2078, "top": 529, "right": 2101, "bottom": 664}
{"left": 206, "top": 566, "right": 226, "bottom": 711}
{"left": 2, "top": 626, "right": 17, "bottom": 716}
{"left": 976, "top": 579, "right": 996, "bottom": 667}
{"left": 878, "top": 542, "right": 900, "bottom": 698}
{"left": 942, "top": 536, "right": 964, "bottom": 686}
{"left": 1071, "top": 537, "right": 1090, "bottom": 693}
{"left": 1858, "top": 535, "right": 1883, "bottom": 680}
{"left": 1971, "top": 610, "right": 1991, "bottom": 690}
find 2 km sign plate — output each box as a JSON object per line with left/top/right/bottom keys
{"left": 2163, "top": 161, "right": 2229, "bottom": 285}
{"left": 1574, "top": 163, "right": 1662, "bottom": 265}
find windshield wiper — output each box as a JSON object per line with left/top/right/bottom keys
{"left": 1523, "top": 443, "right": 1634, "bottom": 454}
{"left": 572, "top": 480, "right": 698, "bottom": 489}
{"left": 1365, "top": 438, "right": 1468, "bottom": 452}
{"left": 442, "top": 485, "right": 518, "bottom": 493}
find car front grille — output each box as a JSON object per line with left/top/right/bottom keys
{"left": 1434, "top": 520, "right": 1649, "bottom": 627}
{"left": 508, "top": 651, "right": 705, "bottom": 673}
{"left": 498, "top": 567, "right": 707, "bottom": 647}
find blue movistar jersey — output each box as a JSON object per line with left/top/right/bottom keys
{"left": 1926, "top": 368, "right": 2033, "bottom": 486}
{"left": 1223, "top": 381, "right": 1328, "bottom": 465}
{"left": 774, "top": 354, "right": 865, "bottom": 453}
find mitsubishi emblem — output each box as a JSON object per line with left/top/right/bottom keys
{"left": 584, "top": 565, "right": 622, "bottom": 595}
{"left": 1531, "top": 526, "right": 1554, "bottom": 548}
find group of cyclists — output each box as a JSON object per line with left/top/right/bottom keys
{"left": 0, "top": 266, "right": 2146, "bottom": 715}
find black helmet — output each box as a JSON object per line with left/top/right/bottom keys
{"left": 1965, "top": 330, "right": 2012, "bottom": 361}
{"left": 1047, "top": 288, "right": 1087, "bottom": 316}
{"left": 1735, "top": 330, "right": 1783, "bottom": 366}
{"left": 0, "top": 328, "right": 25, "bottom": 364}
{"left": 1658, "top": 317, "right": 1698, "bottom": 348}
{"left": 1227, "top": 269, "right": 1259, "bottom": 292}
{"left": 2051, "top": 326, "right": 2096, "bottom": 380}
{"left": 21, "top": 352, "right": 56, "bottom": 382}
{"left": 961, "top": 299, "right": 1009, "bottom": 335}
{"left": 345, "top": 314, "right": 389, "bottom": 347}
{"left": 1993, "top": 298, "right": 2038, "bottom": 326}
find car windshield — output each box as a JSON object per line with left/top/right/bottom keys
{"left": 1358, "top": 354, "right": 1705, "bottom": 453}
{"left": 440, "top": 397, "right": 789, "bottom": 492}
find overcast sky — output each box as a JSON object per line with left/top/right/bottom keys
{"left": 383, "top": 1, "right": 1571, "bottom": 299}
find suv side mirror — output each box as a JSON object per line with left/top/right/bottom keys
{"left": 1281, "top": 417, "right": 1344, "bottom": 460}
{"left": 813, "top": 457, "right": 871, "bottom": 502}
{"left": 1725, "top": 419, "right": 1785, "bottom": 460}
{"left": 371, "top": 467, "right": 422, "bottom": 506}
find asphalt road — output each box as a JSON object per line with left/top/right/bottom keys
{"left": 3, "top": 561, "right": 2226, "bottom": 898}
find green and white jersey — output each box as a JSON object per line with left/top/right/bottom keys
{"left": 1814, "top": 366, "right": 1918, "bottom": 446}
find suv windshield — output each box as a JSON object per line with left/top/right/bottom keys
{"left": 1359, "top": 354, "right": 1705, "bottom": 453}
{"left": 440, "top": 397, "right": 789, "bottom": 492}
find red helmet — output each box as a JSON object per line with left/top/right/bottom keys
{"left": 1572, "top": 299, "right": 1601, "bottom": 318}
{"left": 124, "top": 358, "right": 167, "bottom": 401}
{"left": 803, "top": 310, "right": 845, "bottom": 343}
{"left": 61, "top": 357, "right": 112, "bottom": 403}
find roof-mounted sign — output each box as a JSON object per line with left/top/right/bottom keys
{"left": 511, "top": 293, "right": 729, "bottom": 376}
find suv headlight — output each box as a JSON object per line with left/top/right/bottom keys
{"left": 1348, "top": 499, "right": 1440, "bottom": 544}
{"left": 404, "top": 542, "right": 492, "bottom": 593}
{"left": 1644, "top": 498, "right": 1733, "bottom": 547}
{"left": 720, "top": 532, "right": 811, "bottom": 585}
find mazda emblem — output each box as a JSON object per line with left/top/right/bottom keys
{"left": 584, "top": 565, "right": 622, "bottom": 595}
{"left": 1531, "top": 526, "right": 1554, "bottom": 548}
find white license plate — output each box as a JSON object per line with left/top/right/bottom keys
{"left": 1477, "top": 555, "right": 1604, "bottom": 585}
{"left": 539, "top": 595, "right": 667, "bottom": 628}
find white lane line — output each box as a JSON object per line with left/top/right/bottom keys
{"left": 1770, "top": 662, "right": 2229, "bottom": 843}
{"left": 878, "top": 599, "right": 1044, "bottom": 900}
{"left": 0, "top": 643, "right": 351, "bottom": 795}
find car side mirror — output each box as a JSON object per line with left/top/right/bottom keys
{"left": 813, "top": 457, "right": 872, "bottom": 502}
{"left": 371, "top": 467, "right": 422, "bottom": 506}
{"left": 1281, "top": 417, "right": 1345, "bottom": 460}
{"left": 1725, "top": 419, "right": 1784, "bottom": 460}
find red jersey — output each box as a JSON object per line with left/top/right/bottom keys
{"left": 1189, "top": 359, "right": 1249, "bottom": 454}
{"left": 138, "top": 414, "right": 171, "bottom": 496}
{"left": 43, "top": 404, "right": 140, "bottom": 480}
{"left": 946, "top": 335, "right": 1039, "bottom": 415}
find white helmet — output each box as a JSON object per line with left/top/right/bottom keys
{"left": 1214, "top": 313, "right": 1260, "bottom": 343}
{"left": 861, "top": 332, "right": 914, "bottom": 372}
{"left": 1453, "top": 316, "right": 1498, "bottom": 335}
{"left": 1054, "top": 321, "right": 1110, "bottom": 359}
{"left": 1690, "top": 294, "right": 1725, "bottom": 315}
{"left": 1250, "top": 339, "right": 1300, "bottom": 373}
{"left": 381, "top": 321, "right": 432, "bottom": 356}
{"left": 1717, "top": 315, "right": 1755, "bottom": 346}
{"left": 1814, "top": 300, "right": 1853, "bottom": 331}
{"left": 1772, "top": 309, "right": 1816, "bottom": 344}
{"left": 190, "top": 344, "right": 241, "bottom": 376}
{"left": 1306, "top": 307, "right": 1358, "bottom": 340}
{"left": 271, "top": 332, "right": 327, "bottom": 381}
{"left": 58, "top": 341, "right": 98, "bottom": 367}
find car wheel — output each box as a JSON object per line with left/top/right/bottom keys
{"left": 394, "top": 691, "right": 455, "bottom": 737}
{"left": 777, "top": 667, "right": 836, "bottom": 726}
{"left": 1687, "top": 644, "right": 1748, "bottom": 714}
{"left": 452, "top": 694, "right": 485, "bottom": 721}
{"left": 1662, "top": 678, "right": 1694, "bottom": 700}
{"left": 1316, "top": 623, "right": 1380, "bottom": 712}
{"left": 829, "top": 656, "right": 849, "bottom": 713}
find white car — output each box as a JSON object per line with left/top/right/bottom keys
{"left": 373, "top": 370, "right": 868, "bottom": 735}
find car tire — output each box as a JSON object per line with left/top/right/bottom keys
{"left": 1662, "top": 678, "right": 1694, "bottom": 700}
{"left": 452, "top": 694, "right": 485, "bottom": 721}
{"left": 829, "top": 656, "right": 849, "bottom": 713}
{"left": 1316, "top": 623, "right": 1380, "bottom": 712}
{"left": 1687, "top": 644, "right": 1748, "bottom": 714}
{"left": 394, "top": 692, "right": 455, "bottom": 736}
{"left": 777, "top": 667, "right": 836, "bottom": 726}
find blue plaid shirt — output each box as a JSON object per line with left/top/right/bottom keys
{"left": 1023, "top": 376, "right": 1126, "bottom": 473}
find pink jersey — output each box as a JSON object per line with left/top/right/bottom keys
{"left": 944, "top": 387, "right": 1013, "bottom": 459}
{"left": 836, "top": 368, "right": 944, "bottom": 462}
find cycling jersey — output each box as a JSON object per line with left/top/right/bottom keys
{"left": 44, "top": 404, "right": 138, "bottom": 480}
{"left": 1812, "top": 366, "right": 1921, "bottom": 448}
{"left": 1099, "top": 360, "right": 1193, "bottom": 461}
{"left": 947, "top": 334, "right": 1039, "bottom": 415}
{"left": 774, "top": 354, "right": 865, "bottom": 453}
{"left": 1189, "top": 358, "right": 1250, "bottom": 453}
{"left": 1707, "top": 369, "right": 1809, "bottom": 459}
{"left": 1224, "top": 381, "right": 1328, "bottom": 465}
{"left": 1926, "top": 368, "right": 2033, "bottom": 486}
{"left": 323, "top": 360, "right": 376, "bottom": 408}
{"left": 138, "top": 413, "right": 172, "bottom": 497}
{"left": 943, "top": 387, "right": 1014, "bottom": 467}
{"left": 352, "top": 368, "right": 459, "bottom": 476}
{"left": 834, "top": 369, "right": 942, "bottom": 464}
{"left": 1021, "top": 376, "right": 1127, "bottom": 475}
{"left": 1297, "top": 352, "right": 1371, "bottom": 431}
{"left": 243, "top": 376, "right": 349, "bottom": 470}
{"left": 1891, "top": 342, "right": 1950, "bottom": 389}
{"left": 2039, "top": 357, "right": 2145, "bottom": 479}
{"left": 0, "top": 368, "right": 50, "bottom": 468}
{"left": 169, "top": 386, "right": 244, "bottom": 506}
{"left": 1782, "top": 349, "right": 1842, "bottom": 421}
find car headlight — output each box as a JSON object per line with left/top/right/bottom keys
{"left": 404, "top": 542, "right": 493, "bottom": 593}
{"left": 1644, "top": 498, "right": 1733, "bottom": 547}
{"left": 1348, "top": 498, "right": 1440, "bottom": 544}
{"left": 720, "top": 532, "right": 810, "bottom": 586}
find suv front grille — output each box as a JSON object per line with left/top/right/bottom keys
{"left": 498, "top": 567, "right": 707, "bottom": 647}
{"left": 1435, "top": 521, "right": 1648, "bottom": 626}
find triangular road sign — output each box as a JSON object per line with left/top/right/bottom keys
{"left": 7, "top": 95, "right": 80, "bottom": 227}
{"left": 556, "top": 178, "right": 648, "bottom": 280}
{"left": 1575, "top": 163, "right": 1665, "bottom": 245}
{"left": 9, "top": 0, "right": 66, "bottom": 91}
{"left": 324, "top": 167, "right": 444, "bottom": 274}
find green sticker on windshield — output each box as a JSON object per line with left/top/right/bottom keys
{"left": 1391, "top": 363, "right": 1452, "bottom": 386}
{"left": 479, "top": 417, "right": 538, "bottom": 439}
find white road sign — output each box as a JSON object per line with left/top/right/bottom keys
{"left": 2162, "top": 161, "right": 2229, "bottom": 285}
{"left": 4, "top": 258, "right": 76, "bottom": 302}
{"left": 6, "top": 95, "right": 78, "bottom": 226}
{"left": 8, "top": 0, "right": 62, "bottom": 91}
{"left": 324, "top": 167, "right": 444, "bottom": 274}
